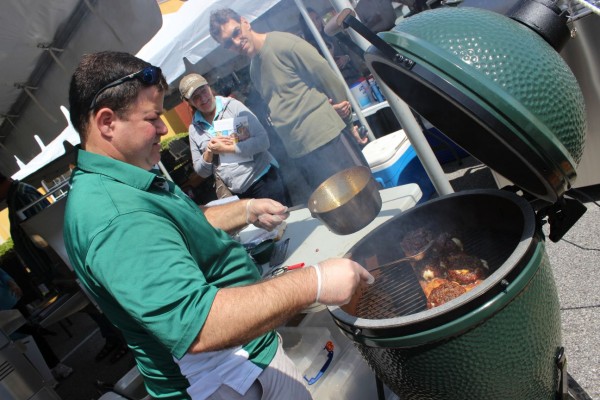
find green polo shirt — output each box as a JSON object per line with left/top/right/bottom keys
{"left": 63, "top": 150, "right": 277, "bottom": 399}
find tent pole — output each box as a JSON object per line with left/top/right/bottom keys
{"left": 294, "top": 0, "right": 375, "bottom": 142}
{"left": 328, "top": 1, "right": 454, "bottom": 195}
{"left": 329, "top": 0, "right": 373, "bottom": 50}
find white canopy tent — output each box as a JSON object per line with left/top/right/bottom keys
{"left": 136, "top": 0, "right": 283, "bottom": 85}
{"left": 0, "top": 0, "right": 163, "bottom": 176}
{"left": 11, "top": 106, "right": 79, "bottom": 181}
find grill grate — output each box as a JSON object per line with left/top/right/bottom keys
{"left": 351, "top": 227, "right": 514, "bottom": 319}
{"left": 354, "top": 262, "right": 427, "bottom": 319}
{"left": 460, "top": 228, "right": 511, "bottom": 271}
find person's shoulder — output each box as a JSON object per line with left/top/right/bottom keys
{"left": 222, "top": 96, "right": 245, "bottom": 109}
{"left": 66, "top": 170, "right": 138, "bottom": 223}
{"left": 65, "top": 173, "right": 104, "bottom": 216}
{"left": 267, "top": 31, "right": 304, "bottom": 46}
{"left": 269, "top": 31, "right": 315, "bottom": 56}
{"left": 217, "top": 95, "right": 233, "bottom": 105}
{"left": 189, "top": 122, "right": 203, "bottom": 135}
{"left": 270, "top": 31, "right": 300, "bottom": 39}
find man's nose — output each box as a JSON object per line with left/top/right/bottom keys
{"left": 232, "top": 36, "right": 243, "bottom": 50}
{"left": 157, "top": 119, "right": 169, "bottom": 135}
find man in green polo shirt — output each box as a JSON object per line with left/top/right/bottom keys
{"left": 64, "top": 51, "right": 374, "bottom": 400}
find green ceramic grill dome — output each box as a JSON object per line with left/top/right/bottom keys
{"left": 329, "top": 190, "right": 563, "bottom": 400}
{"left": 327, "top": 7, "right": 589, "bottom": 399}
{"left": 367, "top": 7, "right": 586, "bottom": 202}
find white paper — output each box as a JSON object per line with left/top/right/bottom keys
{"left": 213, "top": 116, "right": 253, "bottom": 165}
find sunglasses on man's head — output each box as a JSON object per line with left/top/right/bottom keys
{"left": 223, "top": 26, "right": 242, "bottom": 50}
{"left": 89, "top": 66, "right": 162, "bottom": 110}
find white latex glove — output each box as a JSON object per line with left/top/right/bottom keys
{"left": 312, "top": 258, "right": 374, "bottom": 306}
{"left": 246, "top": 198, "right": 289, "bottom": 231}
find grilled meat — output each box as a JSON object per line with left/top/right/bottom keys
{"left": 442, "top": 252, "right": 487, "bottom": 285}
{"left": 421, "top": 277, "right": 450, "bottom": 298}
{"left": 399, "top": 228, "right": 490, "bottom": 309}
{"left": 426, "top": 280, "right": 467, "bottom": 309}
{"left": 447, "top": 268, "right": 486, "bottom": 285}
{"left": 401, "top": 228, "right": 463, "bottom": 259}
{"left": 417, "top": 261, "right": 445, "bottom": 281}
{"left": 433, "top": 232, "right": 463, "bottom": 256}
{"left": 442, "top": 252, "right": 484, "bottom": 270}
{"left": 400, "top": 227, "right": 433, "bottom": 257}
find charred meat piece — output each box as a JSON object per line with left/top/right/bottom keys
{"left": 427, "top": 280, "right": 467, "bottom": 309}
{"left": 402, "top": 230, "right": 488, "bottom": 309}
{"left": 421, "top": 277, "right": 450, "bottom": 298}
{"left": 400, "top": 227, "right": 434, "bottom": 257}
{"left": 447, "top": 268, "right": 486, "bottom": 285}
{"left": 401, "top": 228, "right": 462, "bottom": 260}
{"left": 433, "top": 232, "right": 463, "bottom": 256}
{"left": 442, "top": 252, "right": 484, "bottom": 270}
{"left": 442, "top": 253, "right": 487, "bottom": 285}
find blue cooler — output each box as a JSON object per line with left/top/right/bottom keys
{"left": 362, "top": 130, "right": 435, "bottom": 201}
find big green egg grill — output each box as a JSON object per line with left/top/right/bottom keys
{"left": 327, "top": 6, "right": 587, "bottom": 400}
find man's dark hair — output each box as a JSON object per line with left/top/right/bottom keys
{"left": 68, "top": 51, "right": 168, "bottom": 141}
{"left": 298, "top": 7, "right": 320, "bottom": 39}
{"left": 0, "top": 173, "right": 6, "bottom": 183}
{"left": 209, "top": 8, "right": 242, "bottom": 42}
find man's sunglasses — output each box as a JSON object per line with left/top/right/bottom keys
{"left": 89, "top": 66, "right": 162, "bottom": 110}
{"left": 223, "top": 26, "right": 242, "bottom": 50}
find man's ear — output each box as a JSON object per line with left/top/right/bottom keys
{"left": 94, "top": 108, "right": 116, "bottom": 138}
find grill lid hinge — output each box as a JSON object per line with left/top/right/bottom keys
{"left": 499, "top": 184, "right": 586, "bottom": 242}
{"left": 537, "top": 196, "right": 587, "bottom": 242}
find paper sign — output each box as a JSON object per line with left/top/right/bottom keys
{"left": 213, "top": 116, "right": 252, "bottom": 164}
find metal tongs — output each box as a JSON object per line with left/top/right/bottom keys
{"left": 370, "top": 241, "right": 434, "bottom": 272}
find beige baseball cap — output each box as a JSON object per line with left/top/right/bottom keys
{"left": 179, "top": 73, "right": 208, "bottom": 99}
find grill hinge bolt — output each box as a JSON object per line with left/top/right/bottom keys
{"left": 500, "top": 279, "right": 509, "bottom": 288}
{"left": 353, "top": 328, "right": 362, "bottom": 336}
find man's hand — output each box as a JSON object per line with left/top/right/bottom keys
{"left": 330, "top": 99, "right": 352, "bottom": 119}
{"left": 351, "top": 125, "right": 369, "bottom": 146}
{"left": 246, "top": 199, "right": 289, "bottom": 231}
{"left": 203, "top": 198, "right": 288, "bottom": 233}
{"left": 335, "top": 55, "right": 350, "bottom": 69}
{"left": 313, "top": 258, "right": 374, "bottom": 306}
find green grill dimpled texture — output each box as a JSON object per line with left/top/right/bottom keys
{"left": 391, "top": 7, "right": 586, "bottom": 164}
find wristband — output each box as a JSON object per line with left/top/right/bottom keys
{"left": 312, "top": 264, "right": 322, "bottom": 303}
{"left": 245, "top": 199, "right": 255, "bottom": 225}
